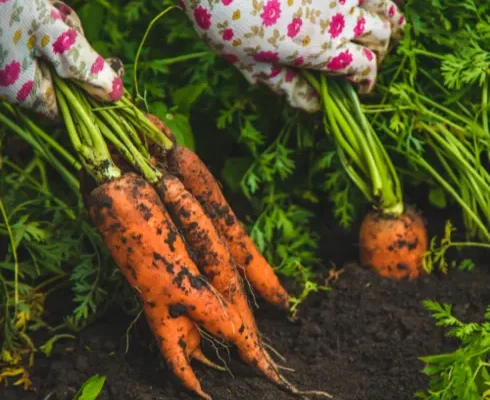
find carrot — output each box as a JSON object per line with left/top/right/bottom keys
{"left": 143, "top": 302, "right": 212, "bottom": 400}
{"left": 58, "top": 74, "right": 330, "bottom": 399}
{"left": 359, "top": 205, "right": 428, "bottom": 279}
{"left": 85, "top": 172, "right": 310, "bottom": 398}
{"left": 155, "top": 174, "right": 259, "bottom": 334}
{"left": 165, "top": 145, "right": 289, "bottom": 310}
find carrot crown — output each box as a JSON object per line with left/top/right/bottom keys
{"left": 50, "top": 69, "right": 173, "bottom": 186}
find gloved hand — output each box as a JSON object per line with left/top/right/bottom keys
{"left": 0, "top": 0, "right": 124, "bottom": 119}
{"left": 180, "top": 0, "right": 405, "bottom": 113}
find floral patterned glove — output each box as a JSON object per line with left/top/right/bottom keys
{"left": 0, "top": 0, "right": 124, "bottom": 119}
{"left": 181, "top": 0, "right": 405, "bottom": 113}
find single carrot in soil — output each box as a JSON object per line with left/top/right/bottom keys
{"left": 359, "top": 205, "right": 428, "bottom": 279}
{"left": 300, "top": 72, "right": 428, "bottom": 280}
{"left": 85, "top": 173, "right": 309, "bottom": 398}
{"left": 156, "top": 174, "right": 260, "bottom": 335}
{"left": 165, "top": 145, "right": 289, "bottom": 310}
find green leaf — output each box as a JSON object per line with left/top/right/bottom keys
{"left": 39, "top": 334, "right": 76, "bottom": 357}
{"left": 72, "top": 374, "right": 106, "bottom": 400}
{"left": 161, "top": 112, "right": 196, "bottom": 151}
{"left": 77, "top": 3, "right": 105, "bottom": 42}
{"left": 171, "top": 83, "right": 208, "bottom": 116}
{"left": 149, "top": 103, "right": 195, "bottom": 151}
{"left": 429, "top": 187, "right": 448, "bottom": 209}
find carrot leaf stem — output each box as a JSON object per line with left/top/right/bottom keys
{"left": 302, "top": 70, "right": 403, "bottom": 216}
{"left": 52, "top": 72, "right": 121, "bottom": 184}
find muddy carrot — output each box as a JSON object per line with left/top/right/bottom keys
{"left": 156, "top": 174, "right": 260, "bottom": 334}
{"left": 166, "top": 145, "right": 289, "bottom": 309}
{"left": 86, "top": 173, "right": 291, "bottom": 392}
{"left": 143, "top": 302, "right": 211, "bottom": 400}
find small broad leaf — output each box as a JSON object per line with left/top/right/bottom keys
{"left": 162, "top": 112, "right": 196, "bottom": 151}
{"left": 428, "top": 187, "right": 447, "bottom": 209}
{"left": 72, "top": 374, "right": 106, "bottom": 400}
{"left": 171, "top": 83, "right": 208, "bottom": 116}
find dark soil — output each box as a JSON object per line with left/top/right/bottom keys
{"left": 4, "top": 262, "right": 490, "bottom": 400}
{"left": 4, "top": 199, "right": 490, "bottom": 400}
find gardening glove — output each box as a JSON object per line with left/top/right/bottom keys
{"left": 180, "top": 0, "right": 406, "bottom": 113}
{"left": 0, "top": 0, "right": 124, "bottom": 120}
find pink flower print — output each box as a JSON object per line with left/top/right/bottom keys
{"left": 90, "top": 56, "right": 105, "bottom": 74}
{"left": 254, "top": 50, "right": 280, "bottom": 63}
{"left": 50, "top": 8, "right": 62, "bottom": 19}
{"left": 194, "top": 6, "right": 212, "bottom": 30}
{"left": 222, "top": 53, "right": 238, "bottom": 63}
{"left": 0, "top": 0, "right": 12, "bottom": 3}
{"left": 0, "top": 61, "right": 21, "bottom": 87}
{"left": 294, "top": 56, "right": 304, "bottom": 67}
{"left": 388, "top": 5, "right": 395, "bottom": 17}
{"left": 287, "top": 17, "right": 302, "bottom": 38}
{"left": 328, "top": 13, "right": 345, "bottom": 39}
{"left": 110, "top": 77, "right": 123, "bottom": 101}
{"left": 269, "top": 66, "right": 282, "bottom": 78}
{"left": 339, "top": 0, "right": 346, "bottom": 4}
{"left": 398, "top": 15, "right": 405, "bottom": 25}
{"left": 222, "top": 0, "right": 233, "bottom": 4}
{"left": 222, "top": 28, "right": 234, "bottom": 41}
{"left": 17, "top": 81, "right": 34, "bottom": 101}
{"left": 56, "top": 2, "right": 74, "bottom": 17}
{"left": 358, "top": 0, "right": 365, "bottom": 4}
{"left": 178, "top": 0, "right": 186, "bottom": 10}
{"left": 363, "top": 48, "right": 373, "bottom": 61}
{"left": 285, "top": 69, "right": 295, "bottom": 83}
{"left": 261, "top": 0, "right": 281, "bottom": 27}
{"left": 52, "top": 29, "right": 77, "bottom": 54}
{"left": 327, "top": 50, "right": 353, "bottom": 71}
{"left": 354, "top": 17, "right": 366, "bottom": 36}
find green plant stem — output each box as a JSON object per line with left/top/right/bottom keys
{"left": 304, "top": 70, "right": 402, "bottom": 215}
{"left": 342, "top": 80, "right": 402, "bottom": 213}
{"left": 422, "top": 123, "right": 490, "bottom": 191}
{"left": 90, "top": 99, "right": 149, "bottom": 159}
{"left": 127, "top": 52, "right": 212, "bottom": 70}
{"left": 118, "top": 95, "right": 174, "bottom": 150}
{"left": 133, "top": 5, "right": 179, "bottom": 102}
{"left": 94, "top": 110, "right": 161, "bottom": 183}
{"left": 0, "top": 197, "right": 18, "bottom": 317}
{"left": 418, "top": 68, "right": 472, "bottom": 118}
{"left": 53, "top": 74, "right": 121, "bottom": 184}
{"left": 411, "top": 48, "right": 445, "bottom": 60}
{"left": 3, "top": 160, "right": 76, "bottom": 219}
{"left": 396, "top": 147, "right": 490, "bottom": 241}
{"left": 1, "top": 103, "right": 81, "bottom": 170}
{"left": 0, "top": 111, "right": 80, "bottom": 192}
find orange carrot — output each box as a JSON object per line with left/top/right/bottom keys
{"left": 359, "top": 205, "right": 428, "bottom": 279}
{"left": 156, "top": 174, "right": 259, "bottom": 334}
{"left": 143, "top": 302, "right": 211, "bottom": 400}
{"left": 166, "top": 145, "right": 289, "bottom": 310}
{"left": 86, "top": 172, "right": 296, "bottom": 398}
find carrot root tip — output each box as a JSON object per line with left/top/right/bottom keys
{"left": 192, "top": 348, "right": 227, "bottom": 372}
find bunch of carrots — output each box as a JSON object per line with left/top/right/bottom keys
{"left": 10, "top": 65, "right": 330, "bottom": 400}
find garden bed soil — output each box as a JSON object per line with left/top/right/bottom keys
{"left": 3, "top": 200, "right": 490, "bottom": 400}
{"left": 4, "top": 261, "right": 490, "bottom": 400}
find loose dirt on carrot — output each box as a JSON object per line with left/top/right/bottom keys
{"left": 3, "top": 201, "right": 490, "bottom": 400}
